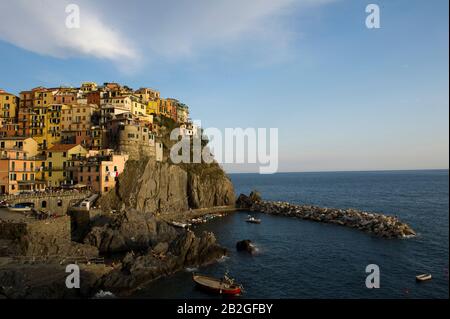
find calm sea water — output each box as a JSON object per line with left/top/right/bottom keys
{"left": 135, "top": 170, "right": 449, "bottom": 299}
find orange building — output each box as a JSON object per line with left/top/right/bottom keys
{"left": 0, "top": 137, "right": 44, "bottom": 194}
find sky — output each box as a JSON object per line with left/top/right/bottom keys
{"left": 0, "top": 0, "right": 448, "bottom": 173}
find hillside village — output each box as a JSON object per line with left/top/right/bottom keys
{"left": 0, "top": 82, "right": 196, "bottom": 195}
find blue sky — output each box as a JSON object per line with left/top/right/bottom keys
{"left": 0, "top": 0, "right": 448, "bottom": 172}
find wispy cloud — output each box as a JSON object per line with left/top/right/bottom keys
{"left": 0, "top": 0, "right": 335, "bottom": 70}
{"left": 0, "top": 0, "right": 138, "bottom": 60}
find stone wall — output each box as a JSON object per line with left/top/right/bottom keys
{"left": 2, "top": 191, "right": 90, "bottom": 215}
{"left": 0, "top": 215, "right": 99, "bottom": 258}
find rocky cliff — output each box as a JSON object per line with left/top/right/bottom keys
{"left": 98, "top": 158, "right": 235, "bottom": 213}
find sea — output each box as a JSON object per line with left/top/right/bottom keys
{"left": 134, "top": 170, "right": 449, "bottom": 299}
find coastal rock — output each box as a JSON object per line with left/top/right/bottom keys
{"left": 98, "top": 230, "right": 227, "bottom": 292}
{"left": 0, "top": 262, "right": 112, "bottom": 299}
{"left": 236, "top": 240, "right": 257, "bottom": 254}
{"left": 98, "top": 159, "right": 235, "bottom": 213}
{"left": 240, "top": 193, "right": 416, "bottom": 239}
{"left": 83, "top": 209, "right": 179, "bottom": 254}
{"left": 236, "top": 191, "right": 261, "bottom": 209}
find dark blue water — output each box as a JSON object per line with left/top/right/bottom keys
{"left": 136, "top": 170, "right": 449, "bottom": 299}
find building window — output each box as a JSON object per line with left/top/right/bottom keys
{"left": 114, "top": 166, "right": 118, "bottom": 172}
{"left": 48, "top": 152, "right": 52, "bottom": 158}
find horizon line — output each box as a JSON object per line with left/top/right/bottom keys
{"left": 225, "top": 168, "right": 449, "bottom": 175}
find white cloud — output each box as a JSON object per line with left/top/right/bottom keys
{"left": 0, "top": 0, "right": 138, "bottom": 61}
{"left": 0, "top": 0, "right": 335, "bottom": 69}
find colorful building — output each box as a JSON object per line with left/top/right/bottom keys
{"left": 0, "top": 89, "right": 18, "bottom": 128}
{"left": 176, "top": 102, "right": 189, "bottom": 123}
{"left": 44, "top": 144, "right": 87, "bottom": 187}
{"left": 0, "top": 137, "right": 44, "bottom": 194}
{"left": 65, "top": 150, "right": 129, "bottom": 193}
{"left": 135, "top": 87, "right": 160, "bottom": 102}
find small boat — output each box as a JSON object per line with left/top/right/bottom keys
{"left": 7, "top": 203, "right": 33, "bottom": 212}
{"left": 245, "top": 215, "right": 261, "bottom": 224}
{"left": 193, "top": 273, "right": 243, "bottom": 296}
{"left": 170, "top": 221, "right": 191, "bottom": 229}
{"left": 0, "top": 200, "right": 10, "bottom": 208}
{"left": 416, "top": 274, "right": 432, "bottom": 282}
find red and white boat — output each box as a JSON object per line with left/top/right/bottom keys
{"left": 193, "top": 273, "right": 243, "bottom": 296}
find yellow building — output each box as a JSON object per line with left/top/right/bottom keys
{"left": 0, "top": 136, "right": 39, "bottom": 157}
{"left": 147, "top": 99, "right": 159, "bottom": 116}
{"left": 130, "top": 97, "right": 149, "bottom": 118}
{"left": 46, "top": 104, "right": 62, "bottom": 148}
{"left": 81, "top": 82, "right": 98, "bottom": 93}
{"left": 0, "top": 89, "right": 18, "bottom": 128}
{"left": 29, "top": 87, "right": 56, "bottom": 149}
{"left": 44, "top": 144, "right": 87, "bottom": 187}
{"left": 135, "top": 88, "right": 160, "bottom": 102}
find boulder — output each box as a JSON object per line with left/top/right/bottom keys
{"left": 236, "top": 240, "right": 257, "bottom": 254}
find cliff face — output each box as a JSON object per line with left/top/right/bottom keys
{"left": 99, "top": 158, "right": 235, "bottom": 213}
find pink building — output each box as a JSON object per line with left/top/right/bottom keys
{"left": 65, "top": 151, "right": 128, "bottom": 194}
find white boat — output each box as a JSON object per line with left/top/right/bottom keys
{"left": 416, "top": 274, "right": 432, "bottom": 282}
{"left": 170, "top": 221, "right": 191, "bottom": 228}
{"left": 8, "top": 204, "right": 32, "bottom": 212}
{"left": 245, "top": 215, "right": 261, "bottom": 224}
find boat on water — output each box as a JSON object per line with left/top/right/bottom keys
{"left": 0, "top": 200, "right": 9, "bottom": 208}
{"left": 193, "top": 273, "right": 243, "bottom": 296}
{"left": 170, "top": 221, "right": 191, "bottom": 229}
{"left": 416, "top": 274, "right": 432, "bottom": 282}
{"left": 7, "top": 203, "right": 33, "bottom": 212}
{"left": 245, "top": 215, "right": 261, "bottom": 224}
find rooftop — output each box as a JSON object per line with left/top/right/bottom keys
{"left": 47, "top": 144, "right": 80, "bottom": 152}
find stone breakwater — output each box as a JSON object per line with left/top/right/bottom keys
{"left": 237, "top": 193, "right": 416, "bottom": 238}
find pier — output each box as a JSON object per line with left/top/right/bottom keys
{"left": 237, "top": 193, "right": 416, "bottom": 238}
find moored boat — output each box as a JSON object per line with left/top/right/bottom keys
{"left": 416, "top": 274, "right": 432, "bottom": 282}
{"left": 0, "top": 200, "right": 9, "bottom": 208}
{"left": 245, "top": 215, "right": 261, "bottom": 224}
{"left": 170, "top": 221, "right": 191, "bottom": 228}
{"left": 193, "top": 273, "right": 242, "bottom": 296}
{"left": 7, "top": 203, "right": 33, "bottom": 212}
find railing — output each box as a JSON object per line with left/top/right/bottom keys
{"left": 11, "top": 255, "right": 105, "bottom": 264}
{"left": 0, "top": 189, "right": 91, "bottom": 201}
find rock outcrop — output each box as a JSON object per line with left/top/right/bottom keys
{"left": 83, "top": 209, "right": 178, "bottom": 254}
{"left": 236, "top": 240, "right": 257, "bottom": 254}
{"left": 98, "top": 230, "right": 227, "bottom": 293}
{"left": 0, "top": 262, "right": 112, "bottom": 299}
{"left": 98, "top": 159, "right": 235, "bottom": 214}
{"left": 237, "top": 193, "right": 416, "bottom": 239}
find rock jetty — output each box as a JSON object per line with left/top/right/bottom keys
{"left": 237, "top": 192, "right": 416, "bottom": 239}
